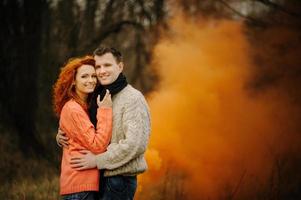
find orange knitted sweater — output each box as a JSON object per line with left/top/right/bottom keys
{"left": 59, "top": 99, "right": 112, "bottom": 195}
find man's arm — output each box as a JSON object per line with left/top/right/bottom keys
{"left": 56, "top": 128, "right": 69, "bottom": 148}
{"left": 95, "top": 94, "right": 150, "bottom": 170}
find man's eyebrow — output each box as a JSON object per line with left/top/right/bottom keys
{"left": 95, "top": 62, "right": 112, "bottom": 68}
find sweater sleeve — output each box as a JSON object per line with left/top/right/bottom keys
{"left": 64, "top": 106, "right": 112, "bottom": 154}
{"left": 95, "top": 96, "right": 151, "bottom": 170}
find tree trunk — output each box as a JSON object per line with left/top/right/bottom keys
{"left": 0, "top": 0, "right": 47, "bottom": 157}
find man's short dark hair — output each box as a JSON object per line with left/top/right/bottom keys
{"left": 93, "top": 46, "right": 123, "bottom": 63}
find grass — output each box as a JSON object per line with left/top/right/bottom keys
{"left": 0, "top": 128, "right": 60, "bottom": 199}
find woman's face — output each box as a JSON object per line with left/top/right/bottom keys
{"left": 74, "top": 64, "right": 97, "bottom": 97}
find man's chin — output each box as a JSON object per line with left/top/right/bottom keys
{"left": 99, "top": 80, "right": 111, "bottom": 86}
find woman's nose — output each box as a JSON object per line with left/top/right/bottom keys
{"left": 88, "top": 76, "right": 96, "bottom": 82}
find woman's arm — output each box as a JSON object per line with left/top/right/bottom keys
{"left": 60, "top": 91, "right": 112, "bottom": 153}
{"left": 67, "top": 106, "right": 112, "bottom": 153}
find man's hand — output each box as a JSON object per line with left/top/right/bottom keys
{"left": 56, "top": 128, "right": 69, "bottom": 148}
{"left": 70, "top": 150, "right": 97, "bottom": 170}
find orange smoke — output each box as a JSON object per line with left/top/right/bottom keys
{"left": 137, "top": 13, "right": 301, "bottom": 199}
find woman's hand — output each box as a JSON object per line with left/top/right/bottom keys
{"left": 97, "top": 89, "right": 112, "bottom": 108}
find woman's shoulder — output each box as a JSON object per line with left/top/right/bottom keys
{"left": 59, "top": 100, "right": 89, "bottom": 131}
{"left": 61, "top": 99, "right": 83, "bottom": 114}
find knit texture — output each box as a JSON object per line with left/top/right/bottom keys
{"left": 89, "top": 73, "right": 127, "bottom": 126}
{"left": 95, "top": 85, "right": 151, "bottom": 176}
{"left": 59, "top": 99, "right": 112, "bottom": 195}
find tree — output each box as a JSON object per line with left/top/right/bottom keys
{"left": 0, "top": 0, "right": 48, "bottom": 156}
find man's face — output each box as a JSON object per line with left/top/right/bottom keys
{"left": 94, "top": 53, "right": 123, "bottom": 85}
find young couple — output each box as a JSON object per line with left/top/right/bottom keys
{"left": 53, "top": 46, "right": 151, "bottom": 200}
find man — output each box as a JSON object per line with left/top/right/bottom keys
{"left": 56, "top": 46, "right": 151, "bottom": 200}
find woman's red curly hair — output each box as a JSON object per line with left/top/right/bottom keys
{"left": 53, "top": 55, "right": 95, "bottom": 117}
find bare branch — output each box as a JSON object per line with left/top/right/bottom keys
{"left": 137, "top": 0, "right": 153, "bottom": 23}
{"left": 88, "top": 20, "right": 144, "bottom": 49}
{"left": 229, "top": 169, "right": 247, "bottom": 199}
{"left": 217, "top": 0, "right": 267, "bottom": 27}
{"left": 255, "top": 0, "right": 301, "bottom": 18}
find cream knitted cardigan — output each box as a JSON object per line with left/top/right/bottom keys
{"left": 96, "top": 84, "right": 151, "bottom": 176}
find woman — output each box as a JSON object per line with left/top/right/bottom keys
{"left": 53, "top": 56, "right": 112, "bottom": 200}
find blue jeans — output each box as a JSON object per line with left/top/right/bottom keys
{"left": 99, "top": 174, "right": 137, "bottom": 200}
{"left": 62, "top": 191, "right": 98, "bottom": 200}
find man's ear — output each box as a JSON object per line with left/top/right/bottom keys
{"left": 118, "top": 62, "right": 124, "bottom": 72}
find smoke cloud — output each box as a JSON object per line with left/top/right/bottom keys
{"left": 137, "top": 13, "right": 301, "bottom": 199}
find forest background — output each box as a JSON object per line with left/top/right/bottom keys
{"left": 1, "top": 0, "right": 301, "bottom": 199}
